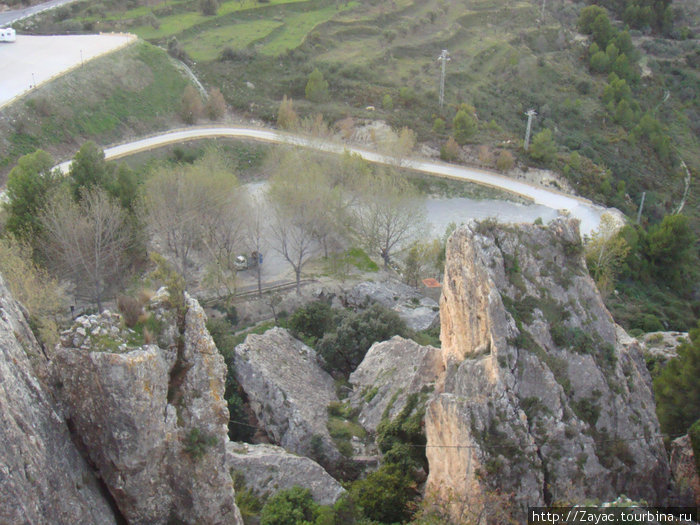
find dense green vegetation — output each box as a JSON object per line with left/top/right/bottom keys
{"left": 654, "top": 320, "right": 700, "bottom": 439}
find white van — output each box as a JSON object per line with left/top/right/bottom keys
{"left": 0, "top": 28, "right": 16, "bottom": 43}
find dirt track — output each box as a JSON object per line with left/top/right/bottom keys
{"left": 0, "top": 33, "right": 135, "bottom": 108}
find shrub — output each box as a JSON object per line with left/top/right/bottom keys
{"left": 205, "top": 87, "right": 226, "bottom": 120}
{"left": 180, "top": 85, "right": 203, "bottom": 124}
{"left": 654, "top": 321, "right": 700, "bottom": 438}
{"left": 349, "top": 465, "right": 415, "bottom": 523}
{"left": 277, "top": 95, "right": 299, "bottom": 130}
{"left": 117, "top": 294, "right": 143, "bottom": 327}
{"left": 288, "top": 300, "right": 334, "bottom": 344}
{"left": 199, "top": 0, "right": 218, "bottom": 15}
{"left": 382, "top": 93, "right": 393, "bottom": 110}
{"left": 432, "top": 117, "right": 445, "bottom": 134}
{"left": 528, "top": 129, "right": 557, "bottom": 163}
{"left": 305, "top": 68, "right": 329, "bottom": 103}
{"left": 317, "top": 303, "right": 409, "bottom": 377}
{"left": 183, "top": 427, "right": 217, "bottom": 459}
{"left": 453, "top": 109, "right": 477, "bottom": 144}
{"left": 495, "top": 150, "right": 514, "bottom": 171}
{"left": 440, "top": 137, "right": 460, "bottom": 161}
{"left": 260, "top": 486, "right": 319, "bottom": 525}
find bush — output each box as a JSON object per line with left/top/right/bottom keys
{"left": 654, "top": 321, "right": 700, "bottom": 438}
{"left": 452, "top": 109, "right": 477, "bottom": 144}
{"left": 349, "top": 465, "right": 415, "bottom": 523}
{"left": 260, "top": 486, "right": 319, "bottom": 525}
{"left": 440, "top": 137, "right": 460, "bottom": 161}
{"left": 199, "top": 0, "right": 218, "bottom": 15}
{"left": 277, "top": 95, "right": 299, "bottom": 130}
{"left": 117, "top": 294, "right": 143, "bottom": 327}
{"left": 288, "top": 300, "right": 334, "bottom": 344}
{"left": 528, "top": 129, "right": 557, "bottom": 163}
{"left": 205, "top": 87, "right": 226, "bottom": 120}
{"left": 432, "top": 117, "right": 445, "bottom": 134}
{"left": 382, "top": 93, "right": 393, "bottom": 110}
{"left": 183, "top": 427, "right": 217, "bottom": 460}
{"left": 305, "top": 68, "right": 329, "bottom": 103}
{"left": 495, "top": 150, "right": 514, "bottom": 171}
{"left": 180, "top": 85, "right": 203, "bottom": 124}
{"left": 317, "top": 304, "right": 409, "bottom": 377}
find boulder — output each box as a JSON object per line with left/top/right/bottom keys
{"left": 426, "top": 219, "right": 670, "bottom": 521}
{"left": 52, "top": 291, "right": 242, "bottom": 525}
{"left": 0, "top": 275, "right": 117, "bottom": 525}
{"left": 226, "top": 442, "right": 345, "bottom": 505}
{"left": 349, "top": 336, "right": 443, "bottom": 433}
{"left": 344, "top": 279, "right": 439, "bottom": 331}
{"left": 234, "top": 327, "right": 339, "bottom": 461}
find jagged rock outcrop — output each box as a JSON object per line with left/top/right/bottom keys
{"left": 226, "top": 442, "right": 345, "bottom": 505}
{"left": 426, "top": 219, "right": 670, "bottom": 520}
{"left": 640, "top": 331, "right": 688, "bottom": 373}
{"left": 52, "top": 290, "right": 242, "bottom": 525}
{"left": 349, "top": 336, "right": 444, "bottom": 433}
{"left": 0, "top": 276, "right": 117, "bottom": 525}
{"left": 670, "top": 435, "right": 700, "bottom": 506}
{"left": 345, "top": 280, "right": 439, "bottom": 331}
{"left": 234, "top": 327, "right": 339, "bottom": 461}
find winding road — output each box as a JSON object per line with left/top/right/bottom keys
{"left": 55, "top": 126, "right": 611, "bottom": 234}
{"left": 0, "top": 0, "right": 80, "bottom": 26}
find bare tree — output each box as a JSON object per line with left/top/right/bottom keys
{"left": 244, "top": 194, "right": 267, "bottom": 297}
{"left": 142, "top": 152, "right": 243, "bottom": 288}
{"left": 354, "top": 167, "right": 426, "bottom": 268}
{"left": 40, "top": 187, "right": 131, "bottom": 312}
{"left": 266, "top": 151, "right": 335, "bottom": 294}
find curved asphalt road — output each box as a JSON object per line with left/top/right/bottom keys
{"left": 55, "top": 126, "right": 610, "bottom": 233}
{"left": 0, "top": 0, "right": 80, "bottom": 26}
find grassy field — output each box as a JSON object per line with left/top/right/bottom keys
{"left": 181, "top": 20, "right": 283, "bottom": 61}
{"left": 0, "top": 41, "right": 191, "bottom": 178}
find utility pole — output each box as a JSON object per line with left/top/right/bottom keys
{"left": 524, "top": 109, "right": 536, "bottom": 151}
{"left": 437, "top": 49, "right": 450, "bottom": 110}
{"left": 540, "top": 0, "right": 546, "bottom": 22}
{"left": 636, "top": 191, "right": 646, "bottom": 223}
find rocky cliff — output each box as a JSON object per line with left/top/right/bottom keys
{"left": 426, "top": 218, "right": 670, "bottom": 520}
{"left": 52, "top": 290, "right": 242, "bottom": 525}
{"left": 0, "top": 275, "right": 117, "bottom": 525}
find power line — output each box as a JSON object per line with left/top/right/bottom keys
{"left": 227, "top": 416, "right": 684, "bottom": 449}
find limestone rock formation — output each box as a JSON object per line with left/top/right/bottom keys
{"left": 345, "top": 279, "right": 439, "bottom": 331}
{"left": 0, "top": 275, "right": 117, "bottom": 525}
{"left": 234, "top": 327, "right": 339, "bottom": 461}
{"left": 426, "top": 219, "right": 670, "bottom": 520}
{"left": 226, "top": 442, "right": 345, "bottom": 505}
{"left": 639, "top": 330, "right": 688, "bottom": 373}
{"left": 670, "top": 435, "right": 700, "bottom": 506}
{"left": 349, "top": 336, "right": 444, "bottom": 433}
{"left": 52, "top": 290, "right": 242, "bottom": 525}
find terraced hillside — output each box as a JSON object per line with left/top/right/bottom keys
{"left": 21, "top": 0, "right": 698, "bottom": 228}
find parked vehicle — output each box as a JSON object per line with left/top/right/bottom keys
{"left": 0, "top": 28, "right": 16, "bottom": 43}
{"left": 233, "top": 251, "right": 262, "bottom": 271}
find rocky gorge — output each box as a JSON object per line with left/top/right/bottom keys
{"left": 0, "top": 217, "right": 697, "bottom": 523}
